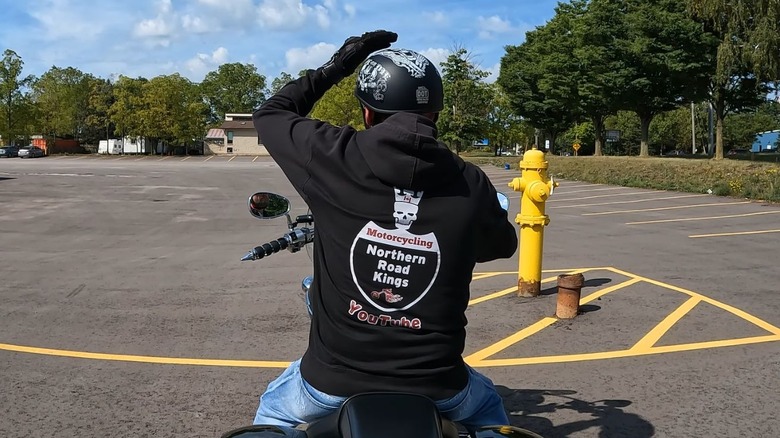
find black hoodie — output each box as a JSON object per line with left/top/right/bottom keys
{"left": 252, "top": 68, "right": 517, "bottom": 400}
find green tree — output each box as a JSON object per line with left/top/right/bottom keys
{"left": 439, "top": 48, "right": 492, "bottom": 154}
{"left": 269, "top": 72, "right": 295, "bottom": 95}
{"left": 83, "top": 77, "right": 114, "bottom": 145}
{"left": 31, "top": 66, "right": 93, "bottom": 143}
{"left": 139, "top": 73, "right": 208, "bottom": 147}
{"left": 616, "top": 0, "right": 717, "bottom": 157}
{"left": 486, "top": 83, "right": 528, "bottom": 155}
{"left": 309, "top": 71, "right": 363, "bottom": 129}
{"left": 0, "top": 49, "right": 34, "bottom": 145}
{"left": 688, "top": 0, "right": 780, "bottom": 159}
{"left": 109, "top": 75, "right": 148, "bottom": 140}
{"left": 499, "top": 3, "right": 580, "bottom": 154}
{"left": 200, "top": 62, "right": 266, "bottom": 124}
{"left": 573, "top": 0, "right": 629, "bottom": 156}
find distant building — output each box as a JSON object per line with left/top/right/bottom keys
{"left": 751, "top": 130, "right": 779, "bottom": 152}
{"left": 203, "top": 113, "right": 269, "bottom": 155}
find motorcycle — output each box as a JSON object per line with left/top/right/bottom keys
{"left": 224, "top": 191, "right": 542, "bottom": 438}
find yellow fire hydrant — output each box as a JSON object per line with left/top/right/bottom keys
{"left": 508, "top": 147, "right": 558, "bottom": 297}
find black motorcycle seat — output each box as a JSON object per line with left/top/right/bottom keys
{"left": 304, "top": 392, "right": 444, "bottom": 438}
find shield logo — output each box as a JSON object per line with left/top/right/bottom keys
{"left": 350, "top": 222, "right": 440, "bottom": 312}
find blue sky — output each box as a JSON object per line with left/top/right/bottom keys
{"left": 0, "top": 0, "right": 561, "bottom": 84}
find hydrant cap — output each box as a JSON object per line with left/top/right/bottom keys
{"left": 521, "top": 149, "right": 547, "bottom": 168}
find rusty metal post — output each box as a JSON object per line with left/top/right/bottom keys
{"left": 556, "top": 273, "right": 585, "bottom": 319}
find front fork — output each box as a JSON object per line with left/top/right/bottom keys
{"left": 302, "top": 276, "right": 313, "bottom": 317}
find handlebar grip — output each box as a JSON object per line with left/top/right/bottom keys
{"left": 253, "top": 237, "right": 289, "bottom": 259}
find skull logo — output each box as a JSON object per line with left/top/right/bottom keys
{"left": 393, "top": 202, "right": 419, "bottom": 230}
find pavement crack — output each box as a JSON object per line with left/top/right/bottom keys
{"left": 67, "top": 283, "right": 86, "bottom": 298}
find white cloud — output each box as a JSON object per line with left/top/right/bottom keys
{"left": 133, "top": 0, "right": 176, "bottom": 43}
{"left": 134, "top": 16, "right": 172, "bottom": 38}
{"left": 258, "top": 0, "right": 332, "bottom": 30}
{"left": 344, "top": 3, "right": 356, "bottom": 18}
{"left": 181, "top": 15, "right": 210, "bottom": 34}
{"left": 419, "top": 48, "right": 450, "bottom": 74}
{"left": 423, "top": 11, "right": 448, "bottom": 25}
{"left": 186, "top": 47, "right": 230, "bottom": 77}
{"left": 477, "top": 15, "right": 514, "bottom": 39}
{"left": 29, "top": 0, "right": 114, "bottom": 41}
{"left": 284, "top": 42, "right": 336, "bottom": 74}
{"left": 485, "top": 62, "right": 501, "bottom": 83}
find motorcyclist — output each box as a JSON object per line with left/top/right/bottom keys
{"left": 251, "top": 30, "right": 518, "bottom": 434}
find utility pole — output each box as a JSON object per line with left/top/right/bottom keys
{"left": 691, "top": 102, "right": 696, "bottom": 154}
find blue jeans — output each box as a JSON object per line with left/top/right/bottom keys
{"left": 253, "top": 359, "right": 509, "bottom": 431}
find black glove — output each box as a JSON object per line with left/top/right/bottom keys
{"left": 321, "top": 30, "right": 398, "bottom": 83}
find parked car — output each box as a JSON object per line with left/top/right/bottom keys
{"left": 0, "top": 145, "right": 21, "bottom": 158}
{"left": 17, "top": 145, "right": 45, "bottom": 158}
{"left": 727, "top": 149, "right": 749, "bottom": 155}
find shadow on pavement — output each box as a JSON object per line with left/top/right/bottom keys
{"left": 497, "top": 386, "right": 655, "bottom": 438}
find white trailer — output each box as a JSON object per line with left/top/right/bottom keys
{"left": 98, "top": 139, "right": 123, "bottom": 155}
{"left": 122, "top": 137, "right": 147, "bottom": 154}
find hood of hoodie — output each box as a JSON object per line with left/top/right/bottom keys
{"left": 355, "top": 112, "right": 465, "bottom": 191}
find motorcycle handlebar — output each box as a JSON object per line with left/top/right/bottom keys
{"left": 242, "top": 237, "right": 289, "bottom": 261}
{"left": 241, "top": 228, "right": 314, "bottom": 261}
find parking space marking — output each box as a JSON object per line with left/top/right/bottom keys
{"left": 549, "top": 191, "right": 656, "bottom": 203}
{"left": 181, "top": 156, "right": 191, "bottom": 161}
{"left": 466, "top": 268, "right": 780, "bottom": 367}
{"left": 465, "top": 277, "right": 642, "bottom": 364}
{"left": 631, "top": 297, "right": 701, "bottom": 351}
{"left": 252, "top": 156, "right": 259, "bottom": 162}
{"left": 551, "top": 194, "right": 706, "bottom": 209}
{"left": 2, "top": 267, "right": 778, "bottom": 368}
{"left": 228, "top": 156, "right": 237, "bottom": 162}
{"left": 550, "top": 186, "right": 627, "bottom": 195}
{"left": 582, "top": 201, "right": 752, "bottom": 216}
{"left": 204, "top": 155, "right": 214, "bottom": 162}
{"left": 626, "top": 210, "right": 780, "bottom": 225}
{"left": 689, "top": 229, "right": 780, "bottom": 239}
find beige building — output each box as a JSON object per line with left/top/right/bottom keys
{"left": 204, "top": 113, "right": 270, "bottom": 155}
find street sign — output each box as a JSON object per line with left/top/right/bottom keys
{"left": 545, "top": 140, "right": 550, "bottom": 150}
{"left": 573, "top": 143, "right": 581, "bottom": 151}
{"left": 605, "top": 130, "right": 621, "bottom": 143}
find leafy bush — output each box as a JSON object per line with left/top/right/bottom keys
{"left": 465, "top": 155, "right": 780, "bottom": 202}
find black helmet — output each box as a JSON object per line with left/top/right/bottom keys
{"left": 354, "top": 49, "right": 444, "bottom": 114}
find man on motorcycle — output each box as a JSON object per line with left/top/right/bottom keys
{"left": 251, "top": 30, "right": 518, "bottom": 433}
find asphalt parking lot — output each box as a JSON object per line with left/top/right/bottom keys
{"left": 1, "top": 155, "right": 779, "bottom": 437}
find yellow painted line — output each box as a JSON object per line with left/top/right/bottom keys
{"left": 204, "top": 155, "right": 214, "bottom": 162}
{"left": 228, "top": 155, "right": 236, "bottom": 162}
{"left": 465, "top": 277, "right": 639, "bottom": 363}
{"left": 468, "top": 335, "right": 780, "bottom": 367}
{"left": 689, "top": 229, "right": 780, "bottom": 239}
{"left": 552, "top": 183, "right": 603, "bottom": 190}
{"left": 468, "top": 274, "right": 573, "bottom": 306}
{"left": 579, "top": 278, "right": 642, "bottom": 304}
{"left": 181, "top": 156, "right": 191, "bottom": 161}
{"left": 471, "top": 273, "right": 507, "bottom": 281}
{"left": 631, "top": 297, "right": 701, "bottom": 351}
{"left": 0, "top": 343, "right": 291, "bottom": 368}
{"left": 548, "top": 191, "right": 656, "bottom": 203}
{"left": 552, "top": 186, "right": 627, "bottom": 195}
{"left": 252, "top": 156, "right": 259, "bottom": 162}
{"left": 605, "top": 267, "right": 780, "bottom": 336}
{"left": 582, "top": 201, "right": 752, "bottom": 216}
{"left": 551, "top": 194, "right": 707, "bottom": 209}
{"left": 627, "top": 210, "right": 780, "bottom": 225}
{"left": 465, "top": 318, "right": 559, "bottom": 363}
